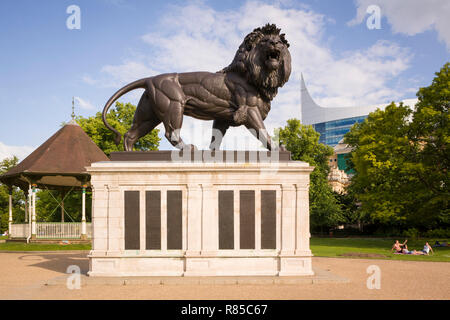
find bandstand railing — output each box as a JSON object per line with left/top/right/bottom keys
{"left": 10, "top": 223, "right": 29, "bottom": 238}
{"left": 10, "top": 222, "right": 91, "bottom": 239}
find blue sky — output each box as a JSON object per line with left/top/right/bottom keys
{"left": 0, "top": 0, "right": 449, "bottom": 158}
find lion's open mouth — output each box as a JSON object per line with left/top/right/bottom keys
{"left": 265, "top": 49, "right": 280, "bottom": 70}
{"left": 267, "top": 49, "right": 280, "bottom": 61}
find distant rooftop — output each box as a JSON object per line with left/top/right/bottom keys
{"left": 0, "top": 121, "right": 109, "bottom": 190}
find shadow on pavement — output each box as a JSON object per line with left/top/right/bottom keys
{"left": 18, "top": 252, "right": 89, "bottom": 275}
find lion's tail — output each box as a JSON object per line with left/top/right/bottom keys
{"left": 102, "top": 78, "right": 149, "bottom": 146}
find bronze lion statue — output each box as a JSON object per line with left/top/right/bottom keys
{"left": 102, "top": 23, "right": 291, "bottom": 151}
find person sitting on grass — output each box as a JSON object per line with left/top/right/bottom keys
{"left": 421, "top": 242, "right": 434, "bottom": 255}
{"left": 402, "top": 244, "right": 415, "bottom": 255}
{"left": 401, "top": 244, "right": 421, "bottom": 255}
{"left": 433, "top": 241, "right": 448, "bottom": 247}
{"left": 391, "top": 239, "right": 408, "bottom": 254}
{"left": 401, "top": 242, "right": 434, "bottom": 255}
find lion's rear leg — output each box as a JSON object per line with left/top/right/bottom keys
{"left": 124, "top": 91, "right": 161, "bottom": 151}
{"left": 124, "top": 118, "right": 161, "bottom": 151}
{"left": 163, "top": 101, "right": 196, "bottom": 151}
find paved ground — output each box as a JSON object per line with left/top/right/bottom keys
{"left": 0, "top": 252, "right": 448, "bottom": 300}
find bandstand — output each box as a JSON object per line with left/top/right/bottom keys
{"left": 0, "top": 120, "right": 109, "bottom": 242}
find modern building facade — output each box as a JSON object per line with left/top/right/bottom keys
{"left": 301, "top": 74, "right": 389, "bottom": 147}
{"left": 301, "top": 74, "right": 417, "bottom": 180}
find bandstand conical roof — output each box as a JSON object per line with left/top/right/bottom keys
{"left": 0, "top": 121, "right": 109, "bottom": 190}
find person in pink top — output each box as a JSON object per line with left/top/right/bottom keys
{"left": 391, "top": 239, "right": 408, "bottom": 254}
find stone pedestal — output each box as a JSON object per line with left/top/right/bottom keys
{"left": 87, "top": 151, "right": 314, "bottom": 277}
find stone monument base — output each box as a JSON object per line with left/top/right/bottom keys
{"left": 87, "top": 151, "right": 314, "bottom": 277}
{"left": 89, "top": 255, "right": 313, "bottom": 277}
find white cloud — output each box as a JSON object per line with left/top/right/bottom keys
{"left": 82, "top": 75, "right": 97, "bottom": 85}
{"left": 0, "top": 142, "right": 34, "bottom": 162}
{"left": 311, "top": 40, "right": 412, "bottom": 107}
{"left": 85, "top": 1, "right": 416, "bottom": 149}
{"left": 84, "top": 61, "right": 159, "bottom": 102}
{"left": 349, "top": 0, "right": 450, "bottom": 51}
{"left": 84, "top": 61, "right": 159, "bottom": 89}
{"left": 74, "top": 96, "right": 95, "bottom": 110}
{"left": 100, "top": 61, "right": 159, "bottom": 87}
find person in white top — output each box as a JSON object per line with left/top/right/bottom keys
{"left": 422, "top": 242, "right": 434, "bottom": 255}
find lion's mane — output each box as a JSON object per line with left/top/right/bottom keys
{"left": 221, "top": 24, "right": 291, "bottom": 101}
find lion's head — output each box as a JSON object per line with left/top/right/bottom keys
{"left": 222, "top": 24, "right": 291, "bottom": 101}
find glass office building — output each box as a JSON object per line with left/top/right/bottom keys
{"left": 312, "top": 115, "right": 367, "bottom": 147}
{"left": 301, "top": 74, "right": 416, "bottom": 175}
{"left": 301, "top": 74, "right": 389, "bottom": 147}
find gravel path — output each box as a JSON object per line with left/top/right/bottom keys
{"left": 0, "top": 252, "right": 448, "bottom": 300}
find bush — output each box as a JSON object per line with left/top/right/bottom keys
{"left": 373, "top": 226, "right": 403, "bottom": 237}
{"left": 0, "top": 211, "right": 8, "bottom": 234}
{"left": 424, "top": 228, "right": 450, "bottom": 239}
{"left": 403, "top": 228, "right": 420, "bottom": 240}
{"left": 330, "top": 227, "right": 365, "bottom": 237}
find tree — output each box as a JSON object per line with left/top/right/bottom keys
{"left": 345, "top": 102, "right": 413, "bottom": 227}
{"left": 275, "top": 119, "right": 344, "bottom": 232}
{"left": 408, "top": 62, "right": 450, "bottom": 228}
{"left": 75, "top": 101, "right": 160, "bottom": 156}
{"left": 0, "top": 156, "right": 26, "bottom": 233}
{"left": 35, "top": 189, "right": 92, "bottom": 223}
{"left": 334, "top": 191, "right": 360, "bottom": 227}
{"left": 345, "top": 62, "right": 450, "bottom": 231}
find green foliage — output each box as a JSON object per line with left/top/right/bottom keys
{"left": 0, "top": 157, "right": 26, "bottom": 233}
{"left": 76, "top": 101, "right": 160, "bottom": 156}
{"left": 35, "top": 189, "right": 92, "bottom": 223}
{"left": 408, "top": 62, "right": 450, "bottom": 226}
{"left": 275, "top": 119, "right": 344, "bottom": 231}
{"left": 402, "top": 228, "right": 420, "bottom": 240}
{"left": 424, "top": 228, "right": 450, "bottom": 238}
{"left": 345, "top": 62, "right": 450, "bottom": 232}
{"left": 334, "top": 191, "right": 360, "bottom": 225}
{"left": 345, "top": 102, "right": 413, "bottom": 225}
{"left": 0, "top": 156, "right": 19, "bottom": 174}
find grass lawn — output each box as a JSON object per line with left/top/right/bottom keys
{"left": 311, "top": 237, "right": 450, "bottom": 262}
{"left": 0, "top": 242, "right": 91, "bottom": 251}
{"left": 0, "top": 238, "right": 448, "bottom": 262}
